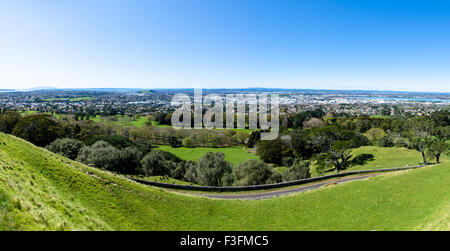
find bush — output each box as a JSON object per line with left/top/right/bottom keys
{"left": 378, "top": 136, "right": 394, "bottom": 147}
{"left": 12, "top": 114, "right": 63, "bottom": 147}
{"left": 0, "top": 111, "right": 22, "bottom": 134}
{"left": 140, "top": 151, "right": 175, "bottom": 176}
{"left": 185, "top": 152, "right": 233, "bottom": 186}
{"left": 364, "top": 128, "right": 386, "bottom": 143}
{"left": 171, "top": 161, "right": 195, "bottom": 180}
{"left": 232, "top": 160, "right": 274, "bottom": 186}
{"left": 282, "top": 157, "right": 295, "bottom": 167}
{"left": 46, "top": 138, "right": 83, "bottom": 160}
{"left": 182, "top": 137, "right": 195, "bottom": 148}
{"left": 76, "top": 141, "right": 121, "bottom": 171}
{"left": 303, "top": 118, "right": 325, "bottom": 128}
{"left": 393, "top": 137, "right": 409, "bottom": 147}
{"left": 168, "top": 136, "right": 182, "bottom": 148}
{"left": 117, "top": 147, "right": 143, "bottom": 174}
{"left": 267, "top": 172, "right": 283, "bottom": 184}
{"left": 282, "top": 160, "right": 311, "bottom": 182}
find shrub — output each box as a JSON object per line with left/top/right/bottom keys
{"left": 0, "top": 111, "right": 22, "bottom": 134}
{"left": 232, "top": 160, "right": 274, "bottom": 186}
{"left": 378, "top": 136, "right": 394, "bottom": 147}
{"left": 171, "top": 161, "right": 195, "bottom": 180}
{"left": 185, "top": 152, "right": 233, "bottom": 186}
{"left": 46, "top": 138, "right": 83, "bottom": 160}
{"left": 234, "top": 131, "right": 249, "bottom": 144}
{"left": 168, "top": 136, "right": 182, "bottom": 148}
{"left": 140, "top": 151, "right": 175, "bottom": 176}
{"left": 282, "top": 157, "right": 295, "bottom": 167}
{"left": 393, "top": 137, "right": 409, "bottom": 147}
{"left": 303, "top": 118, "right": 325, "bottom": 128}
{"left": 267, "top": 172, "right": 283, "bottom": 184}
{"left": 182, "top": 137, "right": 195, "bottom": 148}
{"left": 76, "top": 141, "right": 121, "bottom": 171}
{"left": 282, "top": 160, "right": 311, "bottom": 182}
{"left": 117, "top": 147, "right": 143, "bottom": 174}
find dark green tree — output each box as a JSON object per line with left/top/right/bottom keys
{"left": 316, "top": 140, "right": 353, "bottom": 173}
{"left": 140, "top": 151, "right": 175, "bottom": 176}
{"left": 282, "top": 159, "right": 311, "bottom": 181}
{"left": 185, "top": 152, "right": 233, "bottom": 186}
{"left": 0, "top": 111, "right": 22, "bottom": 134}
{"left": 12, "top": 114, "right": 63, "bottom": 147}
{"left": 232, "top": 159, "right": 274, "bottom": 186}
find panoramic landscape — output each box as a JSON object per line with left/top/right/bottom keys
{"left": 1, "top": 0, "right": 449, "bottom": 240}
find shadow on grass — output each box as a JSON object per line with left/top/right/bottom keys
{"left": 351, "top": 153, "right": 375, "bottom": 166}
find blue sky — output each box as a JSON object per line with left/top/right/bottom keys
{"left": 1, "top": 0, "right": 450, "bottom": 92}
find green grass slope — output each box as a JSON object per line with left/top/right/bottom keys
{"left": 0, "top": 133, "right": 449, "bottom": 230}
{"left": 310, "top": 146, "right": 447, "bottom": 177}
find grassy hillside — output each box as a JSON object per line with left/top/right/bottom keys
{"left": 309, "top": 146, "right": 444, "bottom": 177}
{"left": 0, "top": 133, "right": 449, "bottom": 230}
{"left": 348, "top": 146, "right": 428, "bottom": 170}
{"left": 157, "top": 145, "right": 258, "bottom": 165}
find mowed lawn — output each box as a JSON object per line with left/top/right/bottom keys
{"left": 1, "top": 133, "right": 449, "bottom": 231}
{"left": 157, "top": 145, "right": 258, "bottom": 165}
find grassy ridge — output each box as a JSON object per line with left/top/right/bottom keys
{"left": 0, "top": 133, "right": 449, "bottom": 230}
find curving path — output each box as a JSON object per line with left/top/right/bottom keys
{"left": 192, "top": 174, "right": 379, "bottom": 200}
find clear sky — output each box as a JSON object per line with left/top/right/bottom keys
{"left": 1, "top": 0, "right": 450, "bottom": 92}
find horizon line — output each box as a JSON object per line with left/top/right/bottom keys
{"left": 4, "top": 86, "right": 450, "bottom": 95}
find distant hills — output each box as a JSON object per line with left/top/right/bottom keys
{"left": 1, "top": 87, "right": 448, "bottom": 95}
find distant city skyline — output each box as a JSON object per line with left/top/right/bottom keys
{"left": 1, "top": 0, "right": 450, "bottom": 92}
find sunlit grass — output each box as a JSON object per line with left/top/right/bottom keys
{"left": 0, "top": 133, "right": 448, "bottom": 230}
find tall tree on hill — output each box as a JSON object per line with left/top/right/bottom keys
{"left": 408, "top": 117, "right": 434, "bottom": 165}
{"left": 316, "top": 140, "right": 353, "bottom": 174}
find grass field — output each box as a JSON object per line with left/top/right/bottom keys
{"left": 0, "top": 133, "right": 449, "bottom": 230}
{"left": 157, "top": 145, "right": 258, "bottom": 165}
{"left": 348, "top": 146, "right": 432, "bottom": 171}
{"left": 309, "top": 146, "right": 441, "bottom": 177}
{"left": 90, "top": 115, "right": 148, "bottom": 127}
